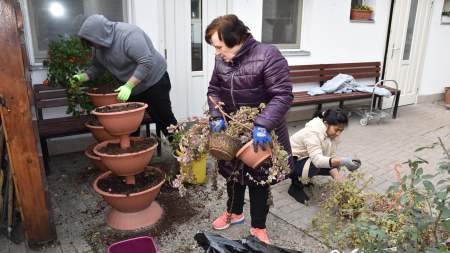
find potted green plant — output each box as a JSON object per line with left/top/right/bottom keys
{"left": 207, "top": 99, "right": 291, "bottom": 185}
{"left": 43, "top": 36, "right": 120, "bottom": 116}
{"left": 168, "top": 117, "right": 210, "bottom": 194}
{"left": 442, "top": 11, "right": 450, "bottom": 23}
{"left": 350, "top": 4, "right": 373, "bottom": 20}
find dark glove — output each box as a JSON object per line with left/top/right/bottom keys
{"left": 340, "top": 157, "right": 361, "bottom": 171}
{"left": 209, "top": 118, "right": 225, "bottom": 132}
{"left": 252, "top": 126, "right": 272, "bottom": 151}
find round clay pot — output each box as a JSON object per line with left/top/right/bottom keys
{"left": 86, "top": 91, "right": 119, "bottom": 107}
{"left": 235, "top": 140, "right": 272, "bottom": 169}
{"left": 93, "top": 166, "right": 165, "bottom": 230}
{"left": 93, "top": 137, "right": 158, "bottom": 177}
{"left": 84, "top": 144, "right": 108, "bottom": 172}
{"left": 91, "top": 102, "right": 148, "bottom": 136}
{"left": 208, "top": 133, "right": 242, "bottom": 161}
{"left": 85, "top": 121, "right": 116, "bottom": 142}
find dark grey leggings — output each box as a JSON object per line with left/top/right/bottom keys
{"left": 290, "top": 157, "right": 332, "bottom": 188}
{"left": 226, "top": 180, "right": 269, "bottom": 229}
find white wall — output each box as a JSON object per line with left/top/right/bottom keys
{"left": 229, "top": 0, "right": 392, "bottom": 92}
{"left": 419, "top": 0, "right": 450, "bottom": 96}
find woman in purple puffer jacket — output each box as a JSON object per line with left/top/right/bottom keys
{"left": 205, "top": 14, "right": 293, "bottom": 244}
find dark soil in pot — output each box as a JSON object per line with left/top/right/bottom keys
{"left": 88, "top": 83, "right": 119, "bottom": 94}
{"left": 97, "top": 167, "right": 164, "bottom": 195}
{"left": 98, "top": 137, "right": 157, "bottom": 155}
{"left": 95, "top": 102, "right": 143, "bottom": 113}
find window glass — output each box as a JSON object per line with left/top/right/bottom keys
{"left": 262, "top": 0, "right": 302, "bottom": 49}
{"left": 191, "top": 0, "right": 202, "bottom": 71}
{"left": 402, "top": 0, "right": 418, "bottom": 61}
{"left": 27, "top": 0, "right": 125, "bottom": 60}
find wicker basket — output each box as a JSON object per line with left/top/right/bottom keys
{"left": 208, "top": 133, "right": 242, "bottom": 161}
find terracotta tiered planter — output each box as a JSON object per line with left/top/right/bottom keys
{"left": 85, "top": 143, "right": 108, "bottom": 172}
{"left": 90, "top": 102, "right": 165, "bottom": 230}
{"left": 87, "top": 91, "right": 119, "bottom": 107}
{"left": 93, "top": 137, "right": 158, "bottom": 181}
{"left": 93, "top": 167, "right": 165, "bottom": 230}
{"left": 85, "top": 121, "right": 115, "bottom": 142}
{"left": 236, "top": 140, "right": 272, "bottom": 169}
{"left": 91, "top": 102, "right": 148, "bottom": 149}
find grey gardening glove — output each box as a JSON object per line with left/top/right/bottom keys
{"left": 340, "top": 157, "right": 361, "bottom": 172}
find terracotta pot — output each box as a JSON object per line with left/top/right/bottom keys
{"left": 208, "top": 133, "right": 242, "bottom": 161}
{"left": 235, "top": 140, "right": 272, "bottom": 169}
{"left": 84, "top": 144, "right": 108, "bottom": 172}
{"left": 93, "top": 137, "right": 158, "bottom": 177}
{"left": 91, "top": 102, "right": 148, "bottom": 137}
{"left": 445, "top": 87, "right": 450, "bottom": 104}
{"left": 84, "top": 121, "right": 116, "bottom": 142}
{"left": 86, "top": 91, "right": 119, "bottom": 107}
{"left": 350, "top": 9, "right": 372, "bottom": 20}
{"left": 93, "top": 166, "right": 165, "bottom": 230}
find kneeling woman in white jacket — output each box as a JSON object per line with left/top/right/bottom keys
{"left": 288, "top": 109, "right": 361, "bottom": 203}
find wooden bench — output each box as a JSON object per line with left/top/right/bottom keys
{"left": 289, "top": 61, "right": 401, "bottom": 118}
{"left": 32, "top": 84, "right": 161, "bottom": 172}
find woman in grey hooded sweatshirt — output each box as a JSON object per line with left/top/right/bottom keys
{"left": 73, "top": 14, "right": 177, "bottom": 138}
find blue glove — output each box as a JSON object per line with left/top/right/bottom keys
{"left": 253, "top": 126, "right": 272, "bottom": 151}
{"left": 210, "top": 118, "right": 225, "bottom": 132}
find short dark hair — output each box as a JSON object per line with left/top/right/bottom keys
{"left": 205, "top": 14, "right": 250, "bottom": 48}
{"left": 313, "top": 108, "right": 348, "bottom": 126}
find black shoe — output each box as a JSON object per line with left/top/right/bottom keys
{"left": 288, "top": 184, "right": 309, "bottom": 204}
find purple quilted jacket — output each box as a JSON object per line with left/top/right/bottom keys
{"left": 207, "top": 36, "right": 294, "bottom": 185}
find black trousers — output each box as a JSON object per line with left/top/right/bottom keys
{"left": 130, "top": 72, "right": 177, "bottom": 137}
{"left": 291, "top": 157, "right": 332, "bottom": 188}
{"left": 226, "top": 180, "right": 269, "bottom": 229}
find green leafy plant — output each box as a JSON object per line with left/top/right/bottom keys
{"left": 168, "top": 117, "right": 210, "bottom": 196}
{"left": 43, "top": 36, "right": 119, "bottom": 116}
{"left": 442, "top": 11, "right": 450, "bottom": 17}
{"left": 313, "top": 139, "right": 450, "bottom": 252}
{"left": 211, "top": 103, "right": 291, "bottom": 186}
{"left": 352, "top": 4, "right": 373, "bottom": 12}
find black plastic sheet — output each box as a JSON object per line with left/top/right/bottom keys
{"left": 194, "top": 232, "right": 302, "bottom": 253}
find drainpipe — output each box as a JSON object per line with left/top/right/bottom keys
{"left": 381, "top": 0, "right": 395, "bottom": 79}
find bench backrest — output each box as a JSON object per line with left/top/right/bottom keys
{"left": 32, "top": 84, "right": 86, "bottom": 120}
{"left": 289, "top": 61, "right": 381, "bottom": 85}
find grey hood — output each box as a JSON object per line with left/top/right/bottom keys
{"left": 78, "top": 15, "right": 115, "bottom": 47}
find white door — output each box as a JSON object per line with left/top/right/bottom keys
{"left": 384, "top": 0, "right": 433, "bottom": 106}
{"left": 163, "top": 0, "right": 228, "bottom": 119}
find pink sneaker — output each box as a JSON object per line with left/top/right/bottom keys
{"left": 212, "top": 211, "right": 244, "bottom": 230}
{"left": 250, "top": 227, "right": 271, "bottom": 244}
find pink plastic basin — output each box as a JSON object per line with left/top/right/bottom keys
{"left": 108, "top": 236, "right": 159, "bottom": 253}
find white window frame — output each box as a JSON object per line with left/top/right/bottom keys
{"left": 20, "top": 0, "right": 130, "bottom": 66}
{"left": 261, "top": 0, "right": 303, "bottom": 50}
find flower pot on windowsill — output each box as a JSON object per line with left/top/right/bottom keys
{"left": 350, "top": 9, "right": 373, "bottom": 20}
{"left": 445, "top": 87, "right": 450, "bottom": 104}
{"left": 441, "top": 15, "right": 450, "bottom": 24}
